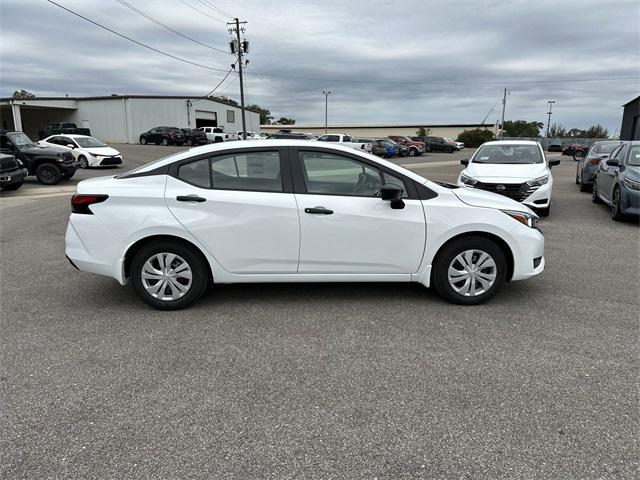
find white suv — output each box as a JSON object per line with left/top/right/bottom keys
{"left": 457, "top": 140, "right": 560, "bottom": 216}
{"left": 66, "top": 140, "right": 545, "bottom": 309}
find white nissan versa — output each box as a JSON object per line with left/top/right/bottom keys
{"left": 65, "top": 140, "right": 545, "bottom": 310}
{"left": 457, "top": 141, "right": 560, "bottom": 216}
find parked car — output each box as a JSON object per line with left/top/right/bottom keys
{"left": 575, "top": 141, "right": 620, "bottom": 192}
{"left": 387, "top": 136, "right": 426, "bottom": 156}
{"left": 42, "top": 122, "right": 90, "bottom": 138}
{"left": 592, "top": 141, "right": 640, "bottom": 220}
{"left": 562, "top": 143, "right": 587, "bottom": 156}
{"left": 266, "top": 132, "right": 311, "bottom": 139}
{"left": 0, "top": 153, "right": 28, "bottom": 190}
{"left": 457, "top": 140, "right": 560, "bottom": 216}
{"left": 455, "top": 141, "right": 465, "bottom": 149}
{"left": 372, "top": 139, "right": 399, "bottom": 157}
{"left": 65, "top": 140, "right": 545, "bottom": 310}
{"left": 0, "top": 130, "right": 77, "bottom": 184}
{"left": 197, "top": 127, "right": 236, "bottom": 143}
{"left": 547, "top": 142, "right": 563, "bottom": 152}
{"left": 316, "top": 133, "right": 370, "bottom": 152}
{"left": 351, "top": 138, "right": 374, "bottom": 153}
{"left": 180, "top": 128, "right": 208, "bottom": 146}
{"left": 235, "top": 131, "right": 264, "bottom": 140}
{"left": 412, "top": 136, "right": 458, "bottom": 153}
{"left": 39, "top": 134, "right": 123, "bottom": 168}
{"left": 444, "top": 138, "right": 463, "bottom": 151}
{"left": 140, "top": 127, "right": 185, "bottom": 146}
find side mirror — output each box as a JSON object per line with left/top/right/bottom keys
{"left": 606, "top": 158, "right": 619, "bottom": 167}
{"left": 460, "top": 159, "right": 469, "bottom": 166}
{"left": 66, "top": 144, "right": 75, "bottom": 149}
{"left": 548, "top": 159, "right": 560, "bottom": 167}
{"left": 380, "top": 184, "right": 405, "bottom": 209}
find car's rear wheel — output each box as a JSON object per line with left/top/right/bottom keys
{"left": 432, "top": 236, "right": 507, "bottom": 305}
{"left": 592, "top": 179, "right": 603, "bottom": 203}
{"left": 610, "top": 187, "right": 624, "bottom": 221}
{"left": 35, "top": 163, "right": 62, "bottom": 185}
{"left": 131, "top": 240, "right": 209, "bottom": 310}
{"left": 444, "top": 146, "right": 453, "bottom": 153}
{"left": 78, "top": 155, "right": 89, "bottom": 168}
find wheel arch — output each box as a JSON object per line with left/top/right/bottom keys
{"left": 430, "top": 231, "right": 515, "bottom": 283}
{"left": 123, "top": 234, "right": 214, "bottom": 284}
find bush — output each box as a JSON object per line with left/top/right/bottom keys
{"left": 456, "top": 128, "right": 495, "bottom": 148}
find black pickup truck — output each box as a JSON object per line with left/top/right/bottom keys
{"left": 0, "top": 130, "right": 77, "bottom": 184}
{"left": 41, "top": 122, "right": 91, "bottom": 138}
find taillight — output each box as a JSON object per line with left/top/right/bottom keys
{"left": 71, "top": 194, "right": 108, "bottom": 214}
{"left": 587, "top": 158, "right": 601, "bottom": 166}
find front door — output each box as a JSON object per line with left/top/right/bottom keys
{"left": 165, "top": 148, "right": 300, "bottom": 274}
{"left": 292, "top": 149, "right": 426, "bottom": 274}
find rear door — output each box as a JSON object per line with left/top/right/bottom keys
{"left": 291, "top": 147, "right": 426, "bottom": 274}
{"left": 600, "top": 145, "right": 624, "bottom": 201}
{"left": 165, "top": 147, "right": 300, "bottom": 274}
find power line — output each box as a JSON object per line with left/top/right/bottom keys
{"left": 249, "top": 71, "right": 640, "bottom": 86}
{"left": 197, "top": 0, "right": 234, "bottom": 19}
{"left": 46, "top": 0, "right": 229, "bottom": 72}
{"left": 179, "top": 0, "right": 227, "bottom": 24}
{"left": 114, "top": 0, "right": 229, "bottom": 55}
{"left": 193, "top": 66, "right": 236, "bottom": 102}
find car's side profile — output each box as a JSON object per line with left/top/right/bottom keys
{"left": 575, "top": 140, "right": 619, "bottom": 192}
{"left": 65, "top": 141, "right": 545, "bottom": 310}
{"left": 592, "top": 140, "right": 640, "bottom": 220}
{"left": 39, "top": 134, "right": 123, "bottom": 168}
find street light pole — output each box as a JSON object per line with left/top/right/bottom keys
{"left": 322, "top": 90, "right": 331, "bottom": 134}
{"left": 546, "top": 100, "right": 556, "bottom": 138}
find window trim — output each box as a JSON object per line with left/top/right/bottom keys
{"left": 289, "top": 146, "right": 421, "bottom": 200}
{"left": 169, "top": 147, "right": 293, "bottom": 193}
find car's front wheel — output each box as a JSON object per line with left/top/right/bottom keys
{"left": 610, "top": 186, "right": 625, "bottom": 221}
{"left": 78, "top": 155, "right": 89, "bottom": 168}
{"left": 131, "top": 240, "right": 209, "bottom": 310}
{"left": 140, "top": 136, "right": 147, "bottom": 145}
{"left": 35, "top": 163, "right": 62, "bottom": 185}
{"left": 432, "top": 236, "right": 507, "bottom": 305}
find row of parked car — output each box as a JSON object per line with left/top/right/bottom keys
{"left": 574, "top": 140, "right": 640, "bottom": 220}
{"left": 139, "top": 126, "right": 263, "bottom": 146}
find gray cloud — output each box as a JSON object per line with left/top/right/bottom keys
{"left": 1, "top": 0, "right": 639, "bottom": 133}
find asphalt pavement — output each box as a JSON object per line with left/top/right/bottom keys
{"left": 1, "top": 144, "right": 638, "bottom": 479}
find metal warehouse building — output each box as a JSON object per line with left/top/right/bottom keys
{"left": 0, "top": 95, "right": 261, "bottom": 143}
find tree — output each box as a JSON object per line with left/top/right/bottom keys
{"left": 548, "top": 123, "right": 567, "bottom": 137}
{"left": 12, "top": 89, "right": 35, "bottom": 99}
{"left": 456, "top": 128, "right": 495, "bottom": 148}
{"left": 567, "top": 128, "right": 584, "bottom": 137}
{"left": 209, "top": 95, "right": 238, "bottom": 106}
{"left": 416, "top": 126, "right": 431, "bottom": 137}
{"left": 583, "top": 124, "right": 609, "bottom": 139}
{"left": 502, "top": 120, "right": 544, "bottom": 137}
{"left": 246, "top": 104, "right": 273, "bottom": 125}
{"left": 275, "top": 117, "right": 296, "bottom": 125}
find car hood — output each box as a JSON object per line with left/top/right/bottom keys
{"left": 465, "top": 162, "right": 548, "bottom": 182}
{"left": 20, "top": 143, "right": 68, "bottom": 155}
{"left": 624, "top": 165, "right": 640, "bottom": 181}
{"left": 452, "top": 185, "right": 535, "bottom": 214}
{"left": 83, "top": 147, "right": 120, "bottom": 156}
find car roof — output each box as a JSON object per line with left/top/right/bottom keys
{"left": 482, "top": 140, "right": 540, "bottom": 146}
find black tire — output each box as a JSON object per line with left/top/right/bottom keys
{"left": 432, "top": 236, "right": 507, "bottom": 305}
{"left": 130, "top": 240, "right": 209, "bottom": 310}
{"left": 78, "top": 155, "right": 89, "bottom": 168}
{"left": 444, "top": 146, "right": 453, "bottom": 153}
{"left": 140, "top": 136, "right": 147, "bottom": 145}
{"left": 592, "top": 179, "right": 603, "bottom": 204}
{"left": 579, "top": 181, "right": 591, "bottom": 192}
{"left": 186, "top": 139, "right": 193, "bottom": 146}
{"left": 214, "top": 137, "right": 223, "bottom": 143}
{"left": 425, "top": 144, "right": 432, "bottom": 152}
{"left": 611, "top": 187, "right": 625, "bottom": 221}
{"left": 537, "top": 206, "right": 550, "bottom": 217}
{"left": 409, "top": 148, "right": 417, "bottom": 157}
{"left": 161, "top": 137, "right": 169, "bottom": 146}
{"left": 1, "top": 180, "right": 23, "bottom": 190}
{"left": 35, "top": 163, "right": 62, "bottom": 185}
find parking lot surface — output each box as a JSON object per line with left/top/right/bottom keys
{"left": 1, "top": 145, "right": 638, "bottom": 479}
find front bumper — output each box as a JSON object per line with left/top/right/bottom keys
{"left": 620, "top": 184, "right": 640, "bottom": 216}
{"left": 0, "top": 167, "right": 28, "bottom": 185}
{"left": 510, "top": 226, "right": 546, "bottom": 281}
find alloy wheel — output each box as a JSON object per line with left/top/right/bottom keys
{"left": 141, "top": 253, "right": 193, "bottom": 301}
{"left": 447, "top": 249, "right": 497, "bottom": 297}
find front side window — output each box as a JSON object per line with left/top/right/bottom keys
{"left": 212, "top": 151, "right": 282, "bottom": 192}
{"left": 299, "top": 151, "right": 407, "bottom": 197}
{"left": 473, "top": 144, "right": 543, "bottom": 164}
{"left": 75, "top": 137, "right": 106, "bottom": 148}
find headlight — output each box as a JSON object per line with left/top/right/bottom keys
{"left": 460, "top": 173, "right": 477, "bottom": 186}
{"left": 527, "top": 175, "right": 549, "bottom": 187}
{"left": 16, "top": 159, "right": 24, "bottom": 166}
{"left": 623, "top": 177, "right": 640, "bottom": 191}
{"left": 502, "top": 210, "right": 539, "bottom": 229}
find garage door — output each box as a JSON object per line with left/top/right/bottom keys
{"left": 195, "top": 110, "right": 217, "bottom": 128}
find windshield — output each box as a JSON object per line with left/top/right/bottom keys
{"left": 8, "top": 132, "right": 34, "bottom": 146}
{"left": 628, "top": 145, "right": 640, "bottom": 166}
{"left": 593, "top": 142, "right": 619, "bottom": 155}
{"left": 472, "top": 144, "right": 543, "bottom": 164}
{"left": 74, "top": 137, "right": 106, "bottom": 148}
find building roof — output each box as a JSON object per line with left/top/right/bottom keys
{"left": 622, "top": 95, "right": 640, "bottom": 107}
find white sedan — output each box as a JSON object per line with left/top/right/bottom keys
{"left": 39, "top": 134, "right": 123, "bottom": 168}
{"left": 457, "top": 140, "right": 560, "bottom": 216}
{"left": 65, "top": 140, "right": 545, "bottom": 310}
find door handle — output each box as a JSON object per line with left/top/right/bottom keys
{"left": 176, "top": 195, "right": 206, "bottom": 203}
{"left": 305, "top": 206, "right": 333, "bottom": 215}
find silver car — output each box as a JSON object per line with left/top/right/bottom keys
{"left": 575, "top": 141, "right": 620, "bottom": 192}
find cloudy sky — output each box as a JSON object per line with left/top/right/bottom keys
{"left": 1, "top": 0, "right": 639, "bottom": 132}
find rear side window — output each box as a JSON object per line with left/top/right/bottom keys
{"left": 178, "top": 159, "right": 210, "bottom": 188}
{"left": 212, "top": 151, "right": 282, "bottom": 192}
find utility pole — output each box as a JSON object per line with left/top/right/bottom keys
{"left": 546, "top": 100, "right": 556, "bottom": 137}
{"left": 322, "top": 91, "right": 331, "bottom": 133}
{"left": 499, "top": 88, "right": 508, "bottom": 139}
{"left": 228, "top": 18, "right": 248, "bottom": 140}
